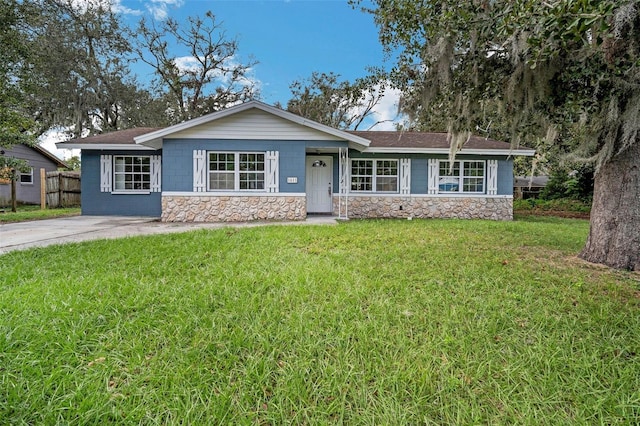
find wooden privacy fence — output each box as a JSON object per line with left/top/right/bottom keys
{"left": 43, "top": 170, "right": 81, "bottom": 208}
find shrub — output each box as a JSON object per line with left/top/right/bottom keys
{"left": 540, "top": 164, "right": 594, "bottom": 203}
{"left": 514, "top": 198, "right": 591, "bottom": 214}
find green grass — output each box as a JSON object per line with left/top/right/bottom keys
{"left": 1, "top": 218, "right": 639, "bottom": 424}
{"left": 0, "top": 205, "right": 80, "bottom": 223}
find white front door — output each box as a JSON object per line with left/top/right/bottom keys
{"left": 306, "top": 156, "right": 333, "bottom": 213}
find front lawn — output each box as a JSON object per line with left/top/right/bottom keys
{"left": 0, "top": 205, "right": 80, "bottom": 223}
{"left": 1, "top": 218, "right": 638, "bottom": 424}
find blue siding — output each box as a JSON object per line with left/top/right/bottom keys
{"left": 81, "top": 150, "right": 162, "bottom": 217}
{"left": 82, "top": 140, "right": 516, "bottom": 217}
{"left": 162, "top": 139, "right": 348, "bottom": 193}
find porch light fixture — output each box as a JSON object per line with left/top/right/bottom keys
{"left": 312, "top": 160, "right": 327, "bottom": 167}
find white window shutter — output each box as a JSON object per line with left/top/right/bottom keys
{"left": 100, "top": 155, "right": 112, "bottom": 192}
{"left": 400, "top": 158, "right": 411, "bottom": 195}
{"left": 428, "top": 158, "right": 438, "bottom": 194}
{"left": 150, "top": 155, "right": 162, "bottom": 192}
{"left": 193, "top": 150, "right": 207, "bottom": 192}
{"left": 487, "top": 159, "right": 498, "bottom": 195}
{"left": 265, "top": 151, "right": 279, "bottom": 193}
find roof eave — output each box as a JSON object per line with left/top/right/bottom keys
{"left": 31, "top": 144, "right": 69, "bottom": 168}
{"left": 363, "top": 147, "right": 536, "bottom": 156}
{"left": 56, "top": 143, "right": 158, "bottom": 151}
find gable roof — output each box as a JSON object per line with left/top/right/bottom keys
{"left": 32, "top": 144, "right": 70, "bottom": 168}
{"left": 134, "top": 101, "right": 371, "bottom": 149}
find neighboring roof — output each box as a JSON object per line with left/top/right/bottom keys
{"left": 134, "top": 101, "right": 371, "bottom": 149}
{"left": 514, "top": 176, "right": 550, "bottom": 188}
{"left": 32, "top": 144, "right": 69, "bottom": 168}
{"left": 350, "top": 131, "right": 535, "bottom": 156}
{"left": 58, "top": 127, "right": 162, "bottom": 150}
{"left": 3, "top": 143, "right": 69, "bottom": 168}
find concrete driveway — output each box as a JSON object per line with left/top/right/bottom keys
{"left": 0, "top": 215, "right": 337, "bottom": 254}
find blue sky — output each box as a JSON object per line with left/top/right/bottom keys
{"left": 45, "top": 0, "right": 403, "bottom": 158}
{"left": 119, "top": 0, "right": 394, "bottom": 106}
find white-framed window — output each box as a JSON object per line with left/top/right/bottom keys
{"left": 438, "top": 160, "right": 485, "bottom": 193}
{"left": 100, "top": 155, "right": 160, "bottom": 193}
{"left": 208, "top": 152, "right": 265, "bottom": 191}
{"left": 350, "top": 159, "right": 399, "bottom": 193}
{"left": 19, "top": 167, "right": 34, "bottom": 185}
{"left": 114, "top": 156, "right": 151, "bottom": 191}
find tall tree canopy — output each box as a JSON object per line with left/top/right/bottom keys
{"left": 1, "top": 0, "right": 35, "bottom": 208}
{"left": 360, "top": 0, "right": 640, "bottom": 270}
{"left": 137, "top": 11, "right": 258, "bottom": 125}
{"left": 6, "top": 1, "right": 254, "bottom": 138}
{"left": 285, "top": 71, "right": 390, "bottom": 130}
{"left": 22, "top": 0, "right": 141, "bottom": 137}
{"left": 0, "top": 0, "right": 35, "bottom": 147}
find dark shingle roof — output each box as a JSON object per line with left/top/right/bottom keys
{"left": 63, "top": 127, "right": 162, "bottom": 145}
{"left": 347, "top": 131, "right": 515, "bottom": 150}
{"left": 62, "top": 126, "right": 530, "bottom": 153}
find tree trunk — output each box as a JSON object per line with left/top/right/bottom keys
{"left": 579, "top": 142, "right": 640, "bottom": 270}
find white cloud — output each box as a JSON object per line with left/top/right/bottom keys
{"left": 173, "top": 56, "right": 203, "bottom": 73}
{"left": 146, "top": 0, "right": 184, "bottom": 20}
{"left": 173, "top": 55, "right": 262, "bottom": 93}
{"left": 111, "top": 0, "right": 144, "bottom": 16}
{"left": 368, "top": 85, "right": 404, "bottom": 130}
{"left": 68, "top": 0, "right": 143, "bottom": 16}
{"left": 350, "top": 83, "right": 406, "bottom": 131}
{"left": 39, "top": 129, "right": 78, "bottom": 161}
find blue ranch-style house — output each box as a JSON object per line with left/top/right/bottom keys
{"left": 59, "top": 101, "right": 534, "bottom": 222}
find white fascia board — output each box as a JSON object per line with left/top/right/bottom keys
{"left": 133, "top": 100, "right": 371, "bottom": 149}
{"left": 348, "top": 141, "right": 368, "bottom": 151}
{"left": 55, "top": 143, "right": 157, "bottom": 151}
{"left": 363, "top": 147, "right": 536, "bottom": 156}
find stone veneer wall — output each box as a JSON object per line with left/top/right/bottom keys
{"left": 162, "top": 195, "right": 306, "bottom": 222}
{"left": 333, "top": 195, "right": 513, "bottom": 220}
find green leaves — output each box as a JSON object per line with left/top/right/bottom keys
{"left": 0, "top": 156, "right": 30, "bottom": 181}
{"left": 366, "top": 0, "right": 637, "bottom": 156}
{"left": 528, "top": 0, "right": 615, "bottom": 63}
{"left": 0, "top": 0, "right": 36, "bottom": 146}
{"left": 285, "top": 71, "right": 390, "bottom": 130}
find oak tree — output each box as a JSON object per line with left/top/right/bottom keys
{"left": 360, "top": 0, "right": 640, "bottom": 270}
{"left": 22, "top": 0, "right": 138, "bottom": 137}
{"left": 0, "top": 0, "right": 34, "bottom": 147}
